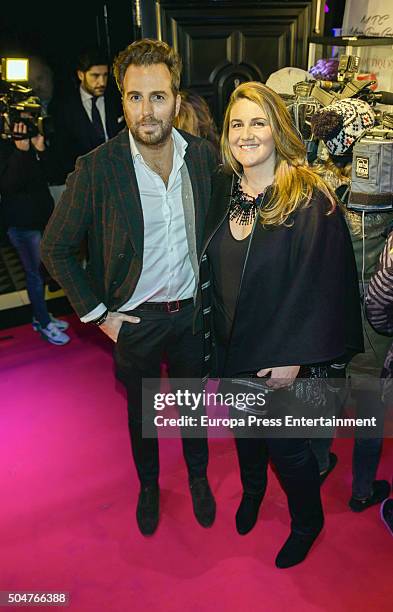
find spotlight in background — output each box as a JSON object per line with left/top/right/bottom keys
{"left": 1, "top": 58, "right": 29, "bottom": 82}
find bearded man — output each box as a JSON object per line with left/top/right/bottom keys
{"left": 52, "top": 48, "right": 124, "bottom": 181}
{"left": 41, "top": 39, "right": 217, "bottom": 536}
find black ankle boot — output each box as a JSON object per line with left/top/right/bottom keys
{"left": 349, "top": 480, "right": 390, "bottom": 512}
{"left": 189, "top": 476, "right": 216, "bottom": 527}
{"left": 136, "top": 483, "right": 159, "bottom": 536}
{"left": 275, "top": 529, "right": 322, "bottom": 568}
{"left": 236, "top": 492, "right": 264, "bottom": 535}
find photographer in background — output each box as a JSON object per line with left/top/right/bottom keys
{"left": 0, "top": 121, "right": 70, "bottom": 345}
{"left": 28, "top": 56, "right": 54, "bottom": 116}
{"left": 27, "top": 55, "right": 67, "bottom": 206}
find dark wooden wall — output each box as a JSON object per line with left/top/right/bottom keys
{"left": 138, "top": 1, "right": 325, "bottom": 124}
{"left": 2, "top": 0, "right": 329, "bottom": 124}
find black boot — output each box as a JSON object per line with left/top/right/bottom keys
{"left": 349, "top": 480, "right": 390, "bottom": 512}
{"left": 275, "top": 529, "right": 322, "bottom": 569}
{"left": 236, "top": 492, "right": 264, "bottom": 535}
{"left": 136, "top": 483, "right": 159, "bottom": 536}
{"left": 189, "top": 476, "right": 216, "bottom": 527}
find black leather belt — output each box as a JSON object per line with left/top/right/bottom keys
{"left": 128, "top": 298, "right": 194, "bottom": 313}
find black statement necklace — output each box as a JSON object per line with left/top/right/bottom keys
{"left": 229, "top": 177, "right": 266, "bottom": 226}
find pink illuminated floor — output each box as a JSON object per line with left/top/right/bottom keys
{"left": 1, "top": 317, "right": 392, "bottom": 612}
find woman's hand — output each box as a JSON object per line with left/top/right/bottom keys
{"left": 256, "top": 365, "right": 300, "bottom": 389}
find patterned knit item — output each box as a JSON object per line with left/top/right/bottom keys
{"left": 310, "top": 98, "right": 375, "bottom": 155}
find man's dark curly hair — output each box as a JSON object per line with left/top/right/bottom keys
{"left": 77, "top": 48, "right": 109, "bottom": 72}
{"left": 113, "top": 39, "right": 182, "bottom": 95}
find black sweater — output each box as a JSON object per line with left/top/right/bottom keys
{"left": 0, "top": 139, "right": 54, "bottom": 231}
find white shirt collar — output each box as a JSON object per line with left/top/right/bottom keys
{"left": 128, "top": 127, "right": 188, "bottom": 162}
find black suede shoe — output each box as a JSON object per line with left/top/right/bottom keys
{"left": 189, "top": 476, "right": 216, "bottom": 527}
{"left": 275, "top": 529, "right": 322, "bottom": 569}
{"left": 349, "top": 480, "right": 390, "bottom": 512}
{"left": 136, "top": 484, "right": 159, "bottom": 536}
{"left": 236, "top": 492, "right": 264, "bottom": 535}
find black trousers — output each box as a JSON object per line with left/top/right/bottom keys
{"left": 114, "top": 304, "right": 208, "bottom": 486}
{"left": 216, "top": 340, "right": 323, "bottom": 536}
{"left": 235, "top": 436, "right": 324, "bottom": 536}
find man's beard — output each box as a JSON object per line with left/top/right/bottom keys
{"left": 128, "top": 109, "right": 175, "bottom": 146}
{"left": 82, "top": 78, "right": 105, "bottom": 97}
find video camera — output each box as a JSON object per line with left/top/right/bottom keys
{"left": 0, "top": 58, "right": 52, "bottom": 139}
{"left": 285, "top": 54, "right": 393, "bottom": 212}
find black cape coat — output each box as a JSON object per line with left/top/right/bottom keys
{"left": 204, "top": 172, "right": 364, "bottom": 377}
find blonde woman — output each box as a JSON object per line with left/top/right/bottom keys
{"left": 202, "top": 82, "right": 363, "bottom": 567}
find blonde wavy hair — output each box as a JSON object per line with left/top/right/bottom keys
{"left": 221, "top": 81, "right": 336, "bottom": 226}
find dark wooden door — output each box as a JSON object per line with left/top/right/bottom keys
{"left": 138, "top": 0, "right": 324, "bottom": 125}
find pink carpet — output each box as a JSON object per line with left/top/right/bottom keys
{"left": 1, "top": 316, "right": 392, "bottom": 612}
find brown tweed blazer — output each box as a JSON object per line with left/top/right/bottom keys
{"left": 41, "top": 128, "right": 217, "bottom": 318}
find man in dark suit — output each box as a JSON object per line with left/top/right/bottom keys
{"left": 53, "top": 48, "right": 124, "bottom": 181}
{"left": 42, "top": 39, "right": 217, "bottom": 536}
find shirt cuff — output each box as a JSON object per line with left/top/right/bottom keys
{"left": 80, "top": 303, "right": 107, "bottom": 323}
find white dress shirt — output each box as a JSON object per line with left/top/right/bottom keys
{"left": 81, "top": 128, "right": 195, "bottom": 322}
{"left": 79, "top": 85, "right": 109, "bottom": 141}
